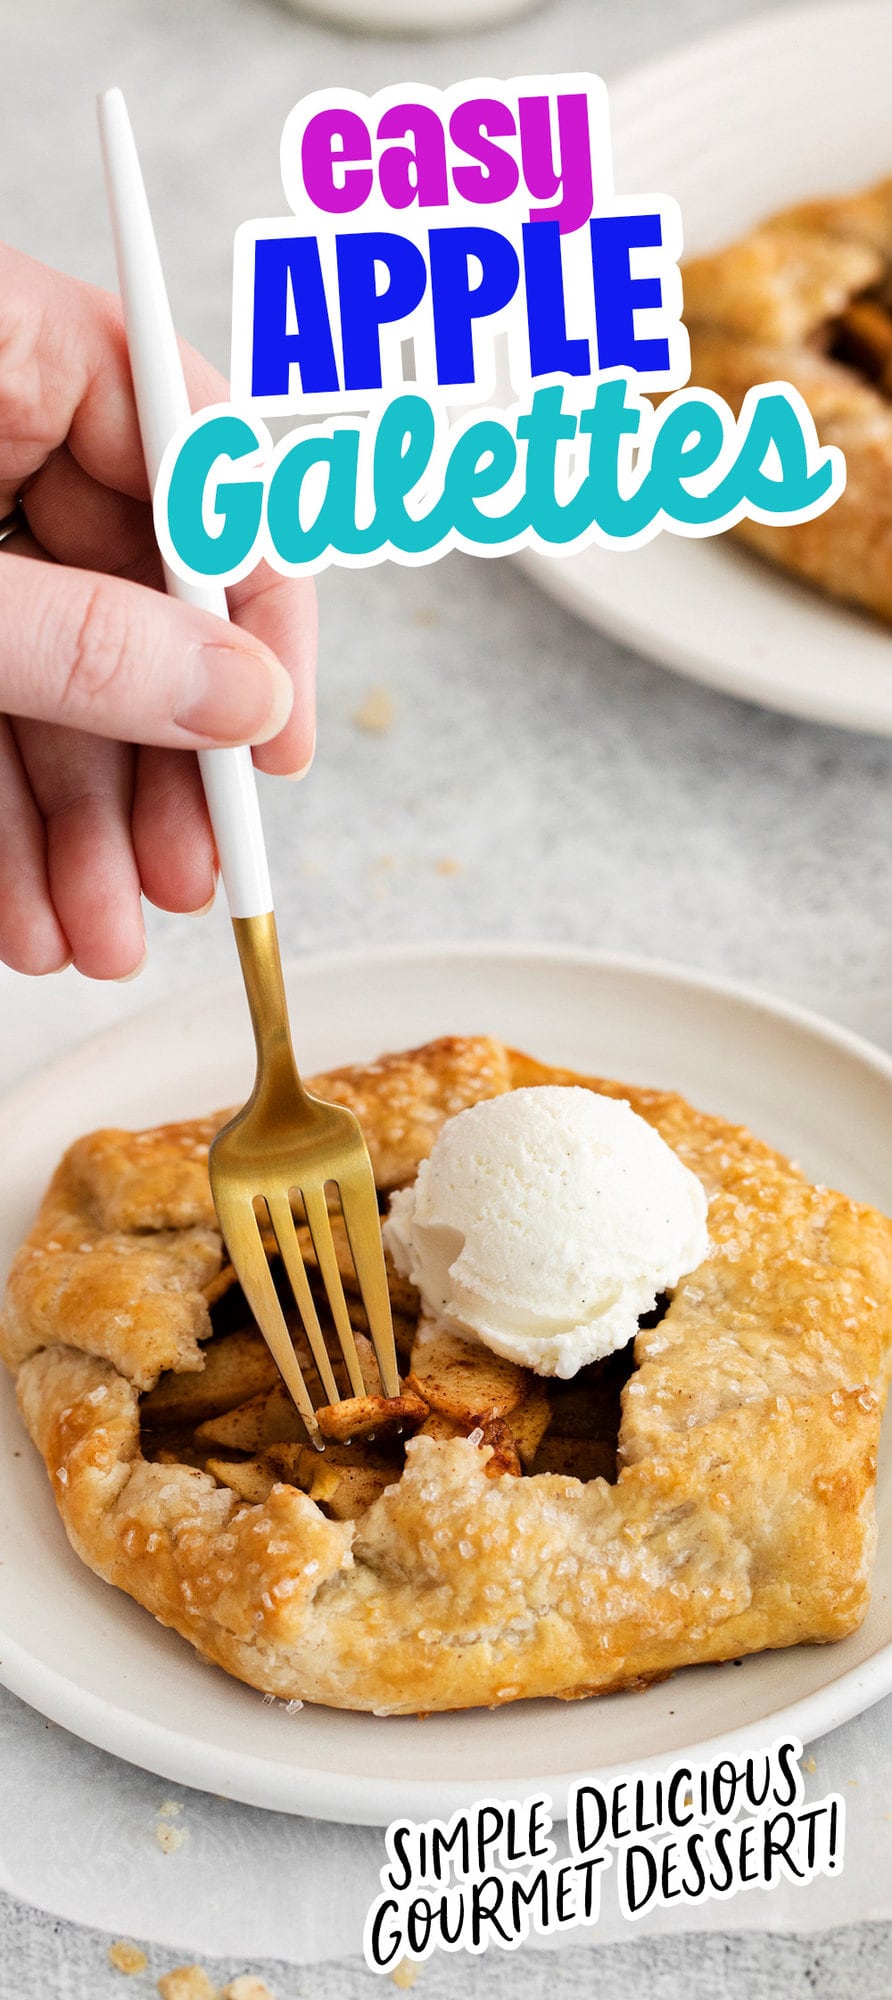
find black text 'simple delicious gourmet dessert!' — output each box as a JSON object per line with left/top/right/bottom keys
{"left": 2, "top": 1036, "right": 890, "bottom": 1714}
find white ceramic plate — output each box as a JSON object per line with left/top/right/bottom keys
{"left": 518, "top": 0, "right": 892, "bottom": 734}
{"left": 1, "top": 943, "right": 891, "bottom": 1826}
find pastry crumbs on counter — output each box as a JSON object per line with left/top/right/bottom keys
{"left": 155, "top": 1821, "right": 187, "bottom": 1854}
{"left": 352, "top": 686, "right": 395, "bottom": 733}
{"left": 391, "top": 1961, "right": 420, "bottom": 1990}
{"left": 157, "top": 1971, "right": 217, "bottom": 2000}
{"left": 155, "top": 1967, "right": 277, "bottom": 2000}
{"left": 435, "top": 857, "right": 462, "bottom": 876}
{"left": 108, "top": 1940, "right": 148, "bottom": 1975}
{"left": 802, "top": 1756, "right": 817, "bottom": 1775}
{"left": 157, "top": 1800, "right": 184, "bottom": 1818}
{"left": 221, "top": 1980, "right": 277, "bottom": 1999}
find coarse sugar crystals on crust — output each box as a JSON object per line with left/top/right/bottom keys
{"left": 2, "top": 1034, "right": 891, "bottom": 1715}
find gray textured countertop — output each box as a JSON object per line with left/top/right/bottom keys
{"left": 3, "top": 0, "right": 892, "bottom": 1992}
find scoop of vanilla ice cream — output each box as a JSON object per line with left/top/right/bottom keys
{"left": 383, "top": 1085, "right": 709, "bottom": 1377}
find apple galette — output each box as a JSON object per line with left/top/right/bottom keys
{"left": 684, "top": 175, "right": 892, "bottom": 621}
{"left": 1, "top": 1035, "right": 890, "bottom": 1714}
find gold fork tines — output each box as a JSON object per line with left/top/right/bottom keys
{"left": 209, "top": 914, "right": 400, "bottom": 1450}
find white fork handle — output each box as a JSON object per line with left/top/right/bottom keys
{"left": 97, "top": 86, "right": 273, "bottom": 919}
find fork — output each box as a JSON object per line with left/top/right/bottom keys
{"left": 98, "top": 88, "right": 400, "bottom": 1448}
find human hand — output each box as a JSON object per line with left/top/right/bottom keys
{"left": 0, "top": 244, "right": 316, "bottom": 980}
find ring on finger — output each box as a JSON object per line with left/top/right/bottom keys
{"left": 0, "top": 496, "right": 29, "bottom": 548}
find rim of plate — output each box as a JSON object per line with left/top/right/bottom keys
{"left": 514, "top": 542, "right": 892, "bottom": 738}
{"left": 517, "top": 0, "right": 892, "bottom": 737}
{"left": 2, "top": 939, "right": 892, "bottom": 1822}
{"left": 606, "top": 0, "right": 892, "bottom": 105}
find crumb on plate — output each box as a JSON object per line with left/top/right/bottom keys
{"left": 155, "top": 1821, "right": 187, "bottom": 1855}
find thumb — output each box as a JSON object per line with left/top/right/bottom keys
{"left": 0, "top": 554, "right": 294, "bottom": 747}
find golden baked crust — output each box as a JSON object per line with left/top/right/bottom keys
{"left": 2, "top": 1034, "right": 890, "bottom": 1714}
{"left": 683, "top": 176, "right": 892, "bottom": 622}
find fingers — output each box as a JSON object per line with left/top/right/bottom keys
{"left": 0, "top": 719, "right": 70, "bottom": 974}
{"left": 21, "top": 455, "right": 318, "bottom": 774}
{"left": 230, "top": 564, "right": 318, "bottom": 777}
{"left": 1, "top": 723, "right": 219, "bottom": 978}
{"left": 0, "top": 248, "right": 316, "bottom": 782}
{"left": 19, "top": 442, "right": 163, "bottom": 588}
{"left": 13, "top": 721, "right": 145, "bottom": 980}
{"left": 0, "top": 246, "right": 316, "bottom": 988}
{"left": 132, "top": 747, "right": 217, "bottom": 914}
{"left": 0, "top": 242, "right": 225, "bottom": 507}
{"left": 0, "top": 553, "right": 294, "bottom": 749}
